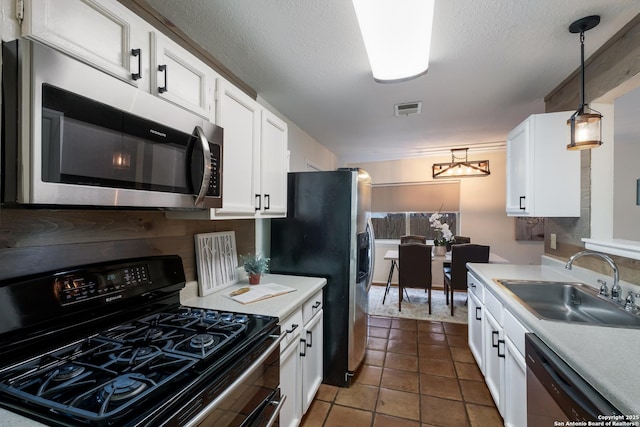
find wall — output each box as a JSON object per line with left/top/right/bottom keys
{"left": 0, "top": 207, "right": 254, "bottom": 281}
{"left": 350, "top": 150, "right": 545, "bottom": 283}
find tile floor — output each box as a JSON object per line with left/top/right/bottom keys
{"left": 299, "top": 316, "right": 503, "bottom": 427}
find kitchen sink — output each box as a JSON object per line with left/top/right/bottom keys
{"left": 494, "top": 279, "right": 640, "bottom": 328}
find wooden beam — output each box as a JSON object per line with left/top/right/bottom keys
{"left": 117, "top": 0, "right": 257, "bottom": 100}
{"left": 545, "top": 13, "right": 640, "bottom": 112}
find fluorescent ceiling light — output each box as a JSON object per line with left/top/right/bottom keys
{"left": 352, "top": 0, "right": 435, "bottom": 83}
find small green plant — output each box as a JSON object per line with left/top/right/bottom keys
{"left": 241, "top": 253, "right": 270, "bottom": 276}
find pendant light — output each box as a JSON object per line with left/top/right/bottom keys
{"left": 566, "top": 15, "right": 602, "bottom": 151}
{"left": 432, "top": 148, "right": 490, "bottom": 179}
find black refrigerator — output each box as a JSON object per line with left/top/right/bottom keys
{"left": 270, "top": 168, "right": 375, "bottom": 387}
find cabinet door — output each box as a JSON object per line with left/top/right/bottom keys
{"left": 506, "top": 119, "right": 530, "bottom": 215}
{"left": 152, "top": 32, "right": 213, "bottom": 118}
{"left": 468, "top": 291, "right": 484, "bottom": 374}
{"left": 24, "top": 0, "right": 148, "bottom": 85}
{"left": 214, "top": 79, "right": 260, "bottom": 215}
{"left": 504, "top": 337, "right": 527, "bottom": 427}
{"left": 483, "top": 309, "right": 505, "bottom": 415}
{"left": 301, "top": 310, "right": 323, "bottom": 413}
{"left": 258, "top": 109, "right": 288, "bottom": 216}
{"left": 280, "top": 339, "right": 302, "bottom": 427}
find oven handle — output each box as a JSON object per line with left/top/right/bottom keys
{"left": 265, "top": 394, "right": 287, "bottom": 427}
{"left": 183, "top": 333, "right": 285, "bottom": 427}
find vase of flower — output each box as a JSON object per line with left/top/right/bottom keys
{"left": 241, "top": 253, "right": 270, "bottom": 285}
{"left": 434, "top": 245, "right": 447, "bottom": 256}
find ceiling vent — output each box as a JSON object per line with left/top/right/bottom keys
{"left": 394, "top": 101, "right": 422, "bottom": 116}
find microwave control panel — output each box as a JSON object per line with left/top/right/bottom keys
{"left": 54, "top": 264, "right": 150, "bottom": 305}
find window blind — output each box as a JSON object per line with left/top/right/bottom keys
{"left": 371, "top": 182, "right": 460, "bottom": 212}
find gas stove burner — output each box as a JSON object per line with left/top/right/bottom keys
{"left": 219, "top": 313, "right": 234, "bottom": 322}
{"left": 110, "top": 346, "right": 158, "bottom": 364}
{"left": 234, "top": 314, "right": 249, "bottom": 324}
{"left": 145, "top": 327, "right": 164, "bottom": 340}
{"left": 101, "top": 373, "right": 148, "bottom": 402}
{"left": 204, "top": 310, "right": 219, "bottom": 321}
{"left": 189, "top": 334, "right": 219, "bottom": 350}
{"left": 51, "top": 363, "right": 85, "bottom": 381}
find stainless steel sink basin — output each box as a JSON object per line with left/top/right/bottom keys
{"left": 495, "top": 279, "right": 640, "bottom": 328}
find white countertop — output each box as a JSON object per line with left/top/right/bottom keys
{"left": 467, "top": 256, "right": 640, "bottom": 416}
{"left": 181, "top": 273, "right": 327, "bottom": 320}
{"left": 0, "top": 274, "right": 326, "bottom": 426}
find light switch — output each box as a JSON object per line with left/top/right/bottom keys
{"left": 550, "top": 233, "right": 557, "bottom": 250}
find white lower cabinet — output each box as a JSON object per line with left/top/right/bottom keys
{"left": 468, "top": 272, "right": 529, "bottom": 425}
{"left": 280, "top": 290, "right": 323, "bottom": 427}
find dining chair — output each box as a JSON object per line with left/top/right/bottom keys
{"left": 398, "top": 243, "right": 433, "bottom": 313}
{"left": 400, "top": 235, "right": 427, "bottom": 244}
{"left": 444, "top": 244, "right": 490, "bottom": 316}
{"left": 443, "top": 236, "right": 471, "bottom": 273}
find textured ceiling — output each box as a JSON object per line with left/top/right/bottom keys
{"left": 145, "top": 0, "right": 640, "bottom": 163}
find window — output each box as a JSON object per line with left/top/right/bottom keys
{"left": 371, "top": 211, "right": 458, "bottom": 240}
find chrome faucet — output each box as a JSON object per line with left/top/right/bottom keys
{"left": 565, "top": 250, "right": 621, "bottom": 303}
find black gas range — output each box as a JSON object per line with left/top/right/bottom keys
{"left": 0, "top": 255, "right": 282, "bottom": 426}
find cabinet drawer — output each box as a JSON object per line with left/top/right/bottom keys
{"left": 504, "top": 309, "right": 528, "bottom": 357}
{"left": 280, "top": 309, "right": 303, "bottom": 351}
{"left": 484, "top": 287, "right": 503, "bottom": 326}
{"left": 467, "top": 272, "right": 484, "bottom": 302}
{"left": 303, "top": 290, "right": 323, "bottom": 325}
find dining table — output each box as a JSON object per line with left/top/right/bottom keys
{"left": 381, "top": 249, "right": 508, "bottom": 304}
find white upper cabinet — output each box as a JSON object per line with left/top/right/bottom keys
{"left": 151, "top": 32, "right": 215, "bottom": 119}
{"left": 214, "top": 79, "right": 261, "bottom": 216}
{"left": 258, "top": 109, "right": 288, "bottom": 217}
{"left": 23, "top": 0, "right": 150, "bottom": 86}
{"left": 506, "top": 111, "right": 580, "bottom": 217}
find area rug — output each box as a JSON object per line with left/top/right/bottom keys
{"left": 368, "top": 284, "right": 468, "bottom": 324}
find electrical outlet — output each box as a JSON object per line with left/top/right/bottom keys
{"left": 550, "top": 233, "right": 557, "bottom": 250}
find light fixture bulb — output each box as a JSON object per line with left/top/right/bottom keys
{"left": 352, "top": 0, "right": 435, "bottom": 83}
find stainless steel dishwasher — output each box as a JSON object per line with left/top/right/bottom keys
{"left": 525, "top": 333, "right": 621, "bottom": 426}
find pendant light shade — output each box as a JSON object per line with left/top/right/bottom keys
{"left": 566, "top": 15, "right": 602, "bottom": 150}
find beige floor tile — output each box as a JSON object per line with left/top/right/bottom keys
{"left": 300, "top": 400, "right": 331, "bottom": 427}
{"left": 459, "top": 380, "right": 495, "bottom": 406}
{"left": 315, "top": 384, "right": 339, "bottom": 402}
{"left": 354, "top": 365, "right": 382, "bottom": 386}
{"left": 324, "top": 405, "right": 373, "bottom": 427}
{"left": 380, "top": 367, "right": 420, "bottom": 393}
{"left": 421, "top": 395, "right": 470, "bottom": 426}
{"left": 419, "top": 374, "right": 462, "bottom": 400}
{"left": 376, "top": 388, "right": 421, "bottom": 421}
{"left": 419, "top": 357, "right": 456, "bottom": 378}
{"left": 373, "top": 413, "right": 420, "bottom": 427}
{"left": 466, "top": 403, "right": 503, "bottom": 427}
{"left": 384, "top": 352, "right": 418, "bottom": 372}
{"left": 454, "top": 361, "right": 483, "bottom": 381}
{"left": 387, "top": 339, "right": 418, "bottom": 355}
{"left": 334, "top": 383, "right": 378, "bottom": 411}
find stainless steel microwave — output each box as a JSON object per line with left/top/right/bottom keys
{"left": 1, "top": 40, "right": 223, "bottom": 209}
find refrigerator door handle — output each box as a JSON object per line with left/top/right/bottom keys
{"left": 366, "top": 217, "right": 375, "bottom": 292}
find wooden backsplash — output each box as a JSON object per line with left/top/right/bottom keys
{"left": 0, "top": 206, "right": 255, "bottom": 281}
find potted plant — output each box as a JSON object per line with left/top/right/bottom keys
{"left": 429, "top": 213, "right": 453, "bottom": 255}
{"left": 241, "top": 253, "right": 270, "bottom": 285}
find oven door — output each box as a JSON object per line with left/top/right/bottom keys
{"left": 172, "top": 333, "right": 285, "bottom": 427}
